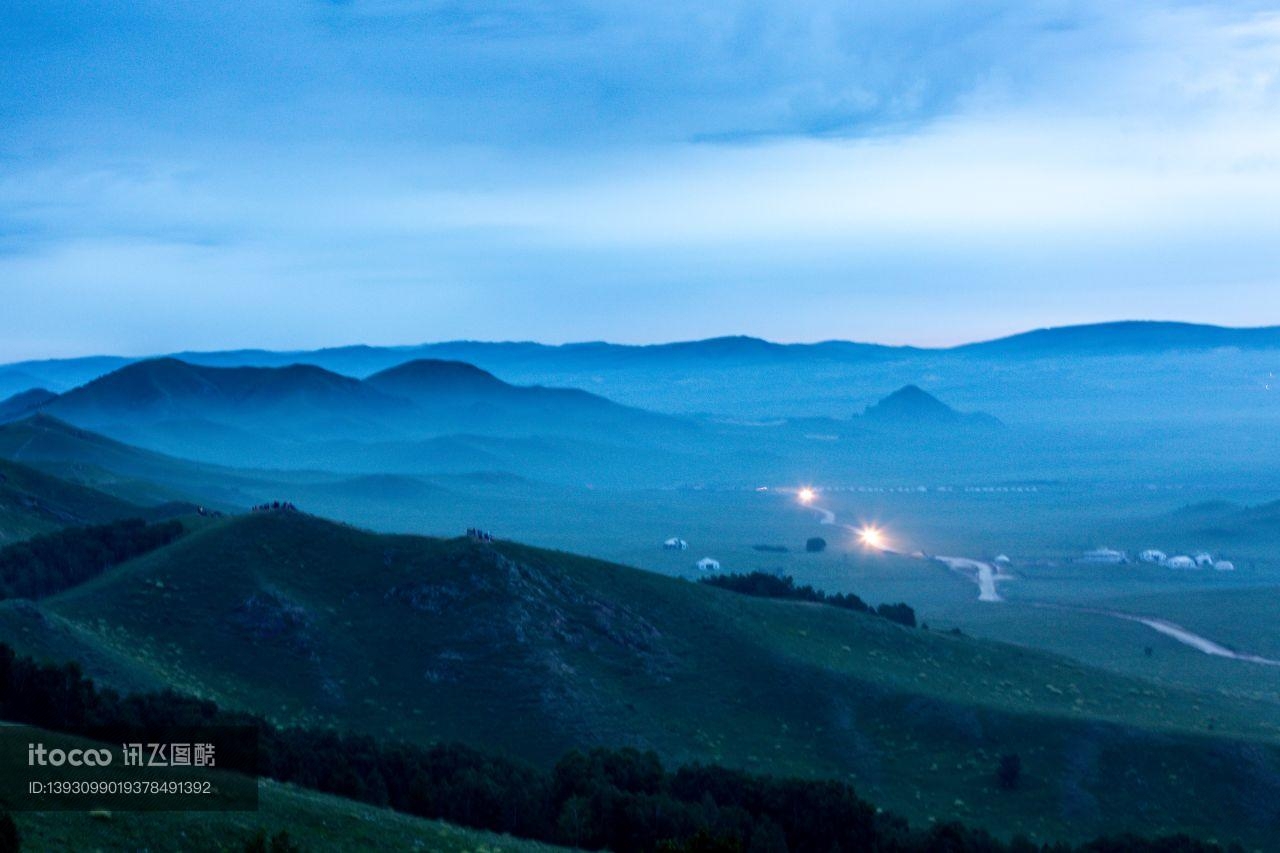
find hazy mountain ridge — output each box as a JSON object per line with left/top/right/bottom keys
{"left": 364, "top": 358, "right": 682, "bottom": 435}
{"left": 861, "top": 384, "right": 1002, "bottom": 428}
{"left": 37, "top": 357, "right": 676, "bottom": 433}
{"left": 5, "top": 321, "right": 1277, "bottom": 399}
{"left": 955, "top": 321, "right": 1280, "bottom": 356}
{"left": 0, "top": 358, "right": 698, "bottom": 479}
{"left": 50, "top": 358, "right": 404, "bottom": 420}
{"left": 0, "top": 387, "right": 57, "bottom": 423}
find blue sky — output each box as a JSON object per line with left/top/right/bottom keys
{"left": 2, "top": 1, "right": 1279, "bottom": 360}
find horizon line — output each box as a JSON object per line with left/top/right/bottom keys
{"left": 3, "top": 318, "right": 1279, "bottom": 368}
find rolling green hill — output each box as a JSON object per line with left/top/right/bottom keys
{"left": 7, "top": 510, "right": 1280, "bottom": 847}
{"left": 10, "top": 732, "right": 561, "bottom": 853}
{"left": 0, "top": 415, "right": 261, "bottom": 507}
{"left": 15, "top": 782, "right": 562, "bottom": 852}
{"left": 0, "top": 415, "right": 422, "bottom": 511}
{"left": 0, "top": 456, "right": 155, "bottom": 543}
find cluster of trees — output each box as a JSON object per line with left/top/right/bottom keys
{"left": 243, "top": 829, "right": 302, "bottom": 853}
{"left": 0, "top": 644, "right": 1239, "bottom": 852}
{"left": 701, "top": 571, "right": 917, "bottom": 628}
{"left": 0, "top": 814, "right": 16, "bottom": 853}
{"left": 0, "top": 518, "right": 185, "bottom": 601}
{"left": 998, "top": 754, "right": 1023, "bottom": 790}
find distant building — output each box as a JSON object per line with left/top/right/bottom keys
{"left": 696, "top": 557, "right": 721, "bottom": 572}
{"left": 1165, "top": 555, "right": 1197, "bottom": 569}
{"left": 1081, "top": 547, "right": 1127, "bottom": 564}
{"left": 1213, "top": 560, "right": 1236, "bottom": 572}
{"left": 1139, "top": 549, "right": 1167, "bottom": 564}
{"left": 1194, "top": 552, "right": 1214, "bottom": 568}
{"left": 994, "top": 554, "right": 1011, "bottom": 564}
{"left": 663, "top": 537, "right": 688, "bottom": 551}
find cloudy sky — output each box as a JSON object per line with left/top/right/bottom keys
{"left": 2, "top": 1, "right": 1279, "bottom": 360}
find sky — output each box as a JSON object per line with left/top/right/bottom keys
{"left": 2, "top": 0, "right": 1280, "bottom": 361}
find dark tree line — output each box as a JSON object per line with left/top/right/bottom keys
{"left": 701, "top": 571, "right": 917, "bottom": 627}
{"left": 0, "top": 644, "right": 1239, "bottom": 853}
{"left": 0, "top": 518, "right": 185, "bottom": 601}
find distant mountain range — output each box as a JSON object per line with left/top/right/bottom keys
{"left": 952, "top": 321, "right": 1280, "bottom": 356}
{"left": 0, "top": 357, "right": 693, "bottom": 472}
{"left": 6, "top": 357, "right": 669, "bottom": 431}
{"left": 48, "top": 357, "right": 404, "bottom": 423}
{"left": 3, "top": 321, "right": 1277, "bottom": 399}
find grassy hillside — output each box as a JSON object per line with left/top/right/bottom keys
{"left": 0, "top": 415, "right": 261, "bottom": 508}
{"left": 0, "top": 415, "right": 436, "bottom": 511}
{"left": 13, "top": 767, "right": 561, "bottom": 852}
{"left": 7, "top": 510, "right": 1280, "bottom": 847}
{"left": 0, "top": 457, "right": 153, "bottom": 543}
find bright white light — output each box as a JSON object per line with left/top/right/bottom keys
{"left": 859, "top": 526, "right": 886, "bottom": 549}
{"left": 797, "top": 487, "right": 816, "bottom": 505}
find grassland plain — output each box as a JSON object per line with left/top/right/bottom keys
{"left": 3, "top": 510, "right": 1280, "bottom": 847}
{"left": 7, "top": 419, "right": 1280, "bottom": 714}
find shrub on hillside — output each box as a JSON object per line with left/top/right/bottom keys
{"left": 875, "top": 602, "right": 917, "bottom": 628}
{"left": 700, "top": 571, "right": 918, "bottom": 629}
{"left": 244, "top": 830, "right": 302, "bottom": 853}
{"left": 0, "top": 812, "right": 19, "bottom": 853}
{"left": 0, "top": 518, "right": 185, "bottom": 600}
{"left": 0, "top": 644, "right": 1247, "bottom": 853}
{"left": 997, "top": 754, "right": 1022, "bottom": 790}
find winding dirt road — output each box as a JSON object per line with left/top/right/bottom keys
{"left": 802, "top": 499, "right": 1279, "bottom": 666}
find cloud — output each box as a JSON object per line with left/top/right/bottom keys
{"left": 0, "top": 1, "right": 1152, "bottom": 150}
{"left": 1, "top": 0, "right": 1280, "bottom": 357}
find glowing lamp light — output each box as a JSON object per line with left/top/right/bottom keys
{"left": 797, "top": 487, "right": 817, "bottom": 505}
{"left": 858, "top": 526, "right": 886, "bottom": 549}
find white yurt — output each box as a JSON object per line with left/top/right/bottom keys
{"left": 696, "top": 557, "right": 721, "bottom": 572}
{"left": 663, "top": 537, "right": 688, "bottom": 551}
{"left": 1165, "top": 555, "right": 1197, "bottom": 569}
{"left": 1213, "top": 560, "right": 1236, "bottom": 572}
{"left": 1194, "top": 552, "right": 1214, "bottom": 568}
{"left": 1139, "top": 549, "right": 1167, "bottom": 564}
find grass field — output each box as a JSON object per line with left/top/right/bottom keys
{"left": 0, "top": 457, "right": 151, "bottom": 543}
{"left": 13, "top": 778, "right": 562, "bottom": 852}
{"left": 4, "top": 510, "right": 1280, "bottom": 847}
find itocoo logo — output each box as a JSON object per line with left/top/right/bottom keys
{"left": 27, "top": 743, "right": 112, "bottom": 767}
